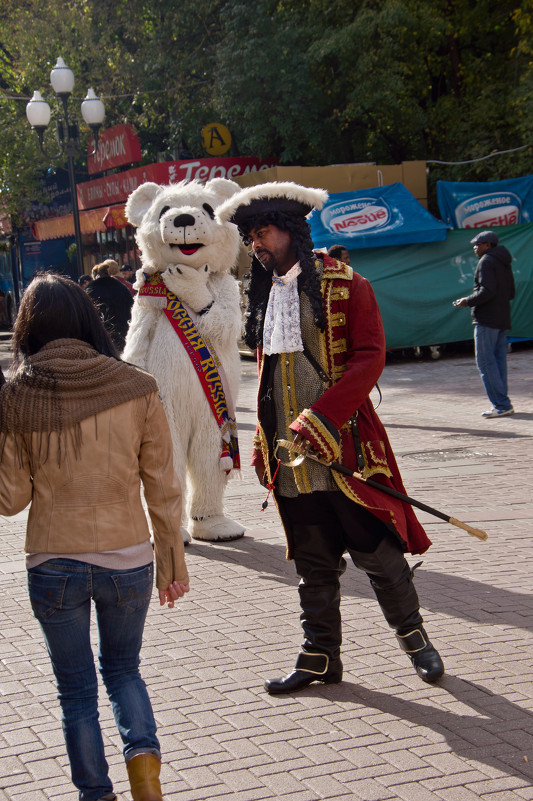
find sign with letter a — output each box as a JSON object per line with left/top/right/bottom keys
{"left": 201, "top": 123, "right": 232, "bottom": 156}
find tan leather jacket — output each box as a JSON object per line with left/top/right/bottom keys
{"left": 0, "top": 391, "right": 188, "bottom": 590}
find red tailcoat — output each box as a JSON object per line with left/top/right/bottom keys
{"left": 253, "top": 253, "right": 431, "bottom": 556}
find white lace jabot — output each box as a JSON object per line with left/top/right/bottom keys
{"left": 263, "top": 262, "right": 303, "bottom": 355}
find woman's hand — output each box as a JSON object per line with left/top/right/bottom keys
{"left": 159, "top": 581, "right": 190, "bottom": 609}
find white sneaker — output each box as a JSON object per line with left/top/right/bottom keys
{"left": 482, "top": 406, "right": 514, "bottom": 418}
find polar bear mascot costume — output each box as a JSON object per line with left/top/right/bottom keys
{"left": 123, "top": 178, "right": 245, "bottom": 543}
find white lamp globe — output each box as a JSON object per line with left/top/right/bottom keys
{"left": 81, "top": 88, "right": 105, "bottom": 125}
{"left": 26, "top": 91, "right": 51, "bottom": 128}
{"left": 50, "top": 57, "right": 75, "bottom": 95}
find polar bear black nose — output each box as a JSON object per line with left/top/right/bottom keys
{"left": 173, "top": 213, "right": 196, "bottom": 228}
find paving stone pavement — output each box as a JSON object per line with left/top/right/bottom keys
{"left": 0, "top": 334, "right": 532, "bottom": 801}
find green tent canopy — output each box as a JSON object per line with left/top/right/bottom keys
{"left": 347, "top": 224, "right": 533, "bottom": 350}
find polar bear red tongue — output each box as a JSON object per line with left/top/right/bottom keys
{"left": 177, "top": 244, "right": 203, "bottom": 255}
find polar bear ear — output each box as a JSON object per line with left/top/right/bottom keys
{"left": 125, "top": 182, "right": 163, "bottom": 227}
{"left": 205, "top": 178, "right": 241, "bottom": 206}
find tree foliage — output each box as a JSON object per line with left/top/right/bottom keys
{"left": 0, "top": 0, "right": 224, "bottom": 221}
{"left": 1, "top": 0, "right": 532, "bottom": 222}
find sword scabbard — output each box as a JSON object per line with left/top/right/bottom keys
{"left": 448, "top": 517, "right": 488, "bottom": 541}
{"left": 275, "top": 439, "right": 488, "bottom": 542}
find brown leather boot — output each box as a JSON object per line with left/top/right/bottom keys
{"left": 126, "top": 753, "right": 163, "bottom": 801}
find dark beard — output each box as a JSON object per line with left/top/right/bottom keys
{"left": 255, "top": 249, "right": 277, "bottom": 272}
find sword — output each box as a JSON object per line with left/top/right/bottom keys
{"left": 275, "top": 438, "right": 488, "bottom": 542}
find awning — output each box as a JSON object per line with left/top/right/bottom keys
{"left": 30, "top": 205, "right": 127, "bottom": 241}
{"left": 103, "top": 205, "right": 128, "bottom": 229}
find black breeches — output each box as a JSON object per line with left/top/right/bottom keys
{"left": 277, "top": 492, "right": 423, "bottom": 656}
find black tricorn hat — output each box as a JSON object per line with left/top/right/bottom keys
{"left": 216, "top": 181, "right": 328, "bottom": 229}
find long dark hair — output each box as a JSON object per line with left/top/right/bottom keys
{"left": 240, "top": 211, "right": 325, "bottom": 349}
{"left": 13, "top": 273, "right": 119, "bottom": 363}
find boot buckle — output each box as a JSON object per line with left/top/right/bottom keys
{"left": 396, "top": 627, "right": 428, "bottom": 653}
{"left": 295, "top": 651, "right": 329, "bottom": 675}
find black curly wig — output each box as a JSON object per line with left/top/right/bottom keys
{"left": 239, "top": 210, "right": 326, "bottom": 349}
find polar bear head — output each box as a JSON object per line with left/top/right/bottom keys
{"left": 125, "top": 178, "right": 241, "bottom": 275}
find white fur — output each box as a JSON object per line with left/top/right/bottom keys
{"left": 161, "top": 264, "right": 212, "bottom": 313}
{"left": 123, "top": 178, "right": 245, "bottom": 542}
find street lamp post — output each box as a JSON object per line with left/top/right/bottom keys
{"left": 26, "top": 58, "right": 105, "bottom": 277}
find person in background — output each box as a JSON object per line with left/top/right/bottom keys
{"left": 216, "top": 182, "right": 444, "bottom": 695}
{"left": 327, "top": 244, "right": 351, "bottom": 266}
{"left": 0, "top": 273, "right": 189, "bottom": 801}
{"left": 103, "top": 259, "right": 135, "bottom": 298}
{"left": 78, "top": 274, "right": 92, "bottom": 289}
{"left": 121, "top": 263, "right": 135, "bottom": 284}
{"left": 454, "top": 230, "right": 515, "bottom": 418}
{"left": 86, "top": 260, "right": 134, "bottom": 352}
{"left": 119, "top": 263, "right": 137, "bottom": 296}
{"left": 105, "top": 258, "right": 136, "bottom": 297}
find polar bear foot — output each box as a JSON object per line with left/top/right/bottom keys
{"left": 190, "top": 515, "right": 245, "bottom": 542}
{"left": 181, "top": 526, "right": 192, "bottom": 545}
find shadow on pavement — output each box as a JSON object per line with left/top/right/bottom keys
{"left": 385, "top": 421, "right": 533, "bottom": 437}
{"left": 407, "top": 567, "right": 533, "bottom": 635}
{"left": 188, "top": 538, "right": 533, "bottom": 635}
{"left": 307, "top": 675, "right": 533, "bottom": 784}
{"left": 187, "top": 538, "right": 296, "bottom": 587}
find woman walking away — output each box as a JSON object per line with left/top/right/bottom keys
{"left": 0, "top": 274, "right": 189, "bottom": 801}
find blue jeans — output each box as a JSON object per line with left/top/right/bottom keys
{"left": 27, "top": 559, "right": 160, "bottom": 801}
{"left": 474, "top": 324, "right": 512, "bottom": 411}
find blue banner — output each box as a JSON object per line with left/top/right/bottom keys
{"left": 22, "top": 170, "right": 73, "bottom": 225}
{"left": 437, "top": 174, "right": 533, "bottom": 229}
{"left": 308, "top": 183, "right": 447, "bottom": 250}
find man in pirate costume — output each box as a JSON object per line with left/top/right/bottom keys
{"left": 216, "top": 182, "right": 444, "bottom": 694}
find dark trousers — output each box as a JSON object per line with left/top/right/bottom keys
{"left": 277, "top": 491, "right": 422, "bottom": 659}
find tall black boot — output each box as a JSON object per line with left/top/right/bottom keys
{"left": 348, "top": 536, "right": 444, "bottom": 683}
{"left": 265, "top": 582, "right": 344, "bottom": 694}
{"left": 298, "top": 579, "right": 343, "bottom": 660}
{"left": 395, "top": 613, "right": 444, "bottom": 683}
{"left": 264, "top": 650, "right": 343, "bottom": 694}
{"left": 265, "top": 518, "right": 345, "bottom": 696}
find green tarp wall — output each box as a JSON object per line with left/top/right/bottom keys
{"left": 350, "top": 223, "right": 533, "bottom": 349}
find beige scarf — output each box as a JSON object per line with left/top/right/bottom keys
{"left": 0, "top": 338, "right": 157, "bottom": 463}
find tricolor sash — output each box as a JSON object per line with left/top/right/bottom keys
{"left": 137, "top": 272, "right": 168, "bottom": 308}
{"left": 138, "top": 274, "right": 239, "bottom": 471}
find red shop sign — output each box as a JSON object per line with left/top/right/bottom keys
{"left": 78, "top": 157, "right": 277, "bottom": 210}
{"left": 87, "top": 124, "right": 142, "bottom": 175}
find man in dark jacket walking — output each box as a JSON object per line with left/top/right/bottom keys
{"left": 454, "top": 230, "right": 515, "bottom": 418}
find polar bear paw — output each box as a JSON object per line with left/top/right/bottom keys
{"left": 190, "top": 515, "right": 245, "bottom": 542}
{"left": 181, "top": 526, "right": 192, "bottom": 545}
{"left": 161, "top": 263, "right": 213, "bottom": 313}
{"left": 133, "top": 267, "right": 147, "bottom": 290}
